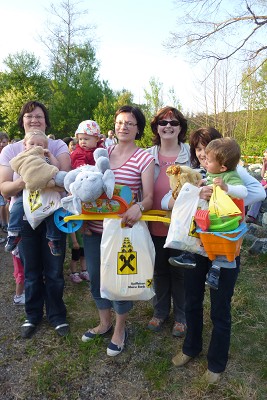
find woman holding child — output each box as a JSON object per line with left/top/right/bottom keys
{"left": 0, "top": 100, "right": 71, "bottom": 339}
{"left": 170, "top": 127, "right": 265, "bottom": 383}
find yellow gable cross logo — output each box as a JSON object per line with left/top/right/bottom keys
{"left": 117, "top": 236, "right": 137, "bottom": 275}
{"left": 28, "top": 190, "right": 42, "bottom": 213}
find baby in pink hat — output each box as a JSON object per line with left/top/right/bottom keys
{"left": 70, "top": 120, "right": 104, "bottom": 169}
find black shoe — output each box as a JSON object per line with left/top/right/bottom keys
{"left": 2, "top": 225, "right": 8, "bottom": 233}
{"left": 5, "top": 235, "right": 21, "bottom": 252}
{"left": 21, "top": 320, "right": 36, "bottom": 339}
{"left": 55, "top": 323, "right": 70, "bottom": 337}
{"left": 169, "top": 253, "right": 196, "bottom": 269}
{"left": 48, "top": 240, "right": 62, "bottom": 256}
{"left": 205, "top": 266, "right": 220, "bottom": 290}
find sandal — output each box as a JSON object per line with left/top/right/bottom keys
{"left": 172, "top": 322, "right": 187, "bottom": 337}
{"left": 147, "top": 317, "right": 165, "bottom": 332}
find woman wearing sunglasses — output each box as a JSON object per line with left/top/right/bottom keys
{"left": 146, "top": 106, "right": 190, "bottom": 337}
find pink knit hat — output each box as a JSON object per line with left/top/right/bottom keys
{"left": 75, "top": 120, "right": 101, "bottom": 138}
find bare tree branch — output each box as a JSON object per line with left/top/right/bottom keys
{"left": 166, "top": 0, "right": 267, "bottom": 71}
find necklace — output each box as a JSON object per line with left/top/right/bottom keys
{"left": 159, "top": 160, "right": 176, "bottom": 167}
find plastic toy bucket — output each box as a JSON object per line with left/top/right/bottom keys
{"left": 196, "top": 222, "right": 248, "bottom": 262}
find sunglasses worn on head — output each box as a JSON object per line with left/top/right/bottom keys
{"left": 158, "top": 120, "right": 180, "bottom": 126}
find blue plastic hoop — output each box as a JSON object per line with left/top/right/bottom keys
{"left": 54, "top": 208, "right": 83, "bottom": 233}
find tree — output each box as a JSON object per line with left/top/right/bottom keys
{"left": 0, "top": 52, "right": 50, "bottom": 138}
{"left": 167, "top": 1, "right": 267, "bottom": 77}
{"left": 40, "top": 0, "right": 109, "bottom": 137}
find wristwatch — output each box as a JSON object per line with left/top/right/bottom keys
{"left": 136, "top": 202, "right": 145, "bottom": 212}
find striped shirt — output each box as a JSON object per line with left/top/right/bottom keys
{"left": 88, "top": 146, "right": 154, "bottom": 233}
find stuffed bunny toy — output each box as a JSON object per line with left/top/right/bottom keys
{"left": 61, "top": 148, "right": 115, "bottom": 215}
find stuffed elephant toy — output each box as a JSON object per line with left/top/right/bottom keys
{"left": 61, "top": 148, "right": 115, "bottom": 215}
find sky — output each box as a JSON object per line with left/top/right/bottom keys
{"left": 0, "top": 0, "right": 201, "bottom": 113}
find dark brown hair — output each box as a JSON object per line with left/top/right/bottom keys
{"left": 150, "top": 106, "right": 187, "bottom": 146}
{"left": 189, "top": 127, "right": 222, "bottom": 168}
{"left": 18, "top": 101, "right": 51, "bottom": 132}
{"left": 114, "top": 105, "right": 146, "bottom": 140}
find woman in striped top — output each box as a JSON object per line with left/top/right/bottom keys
{"left": 82, "top": 105, "right": 155, "bottom": 357}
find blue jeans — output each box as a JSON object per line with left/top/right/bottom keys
{"left": 83, "top": 232, "right": 133, "bottom": 314}
{"left": 151, "top": 235, "right": 186, "bottom": 324}
{"left": 19, "top": 220, "right": 67, "bottom": 327}
{"left": 9, "top": 196, "right": 60, "bottom": 241}
{"left": 183, "top": 254, "right": 240, "bottom": 373}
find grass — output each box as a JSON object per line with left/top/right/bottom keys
{"left": 3, "top": 243, "right": 267, "bottom": 400}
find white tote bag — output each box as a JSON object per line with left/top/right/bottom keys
{"left": 23, "top": 188, "right": 62, "bottom": 229}
{"left": 164, "top": 183, "right": 208, "bottom": 256}
{"left": 100, "top": 218, "right": 155, "bottom": 301}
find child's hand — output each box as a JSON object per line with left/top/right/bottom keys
{"left": 213, "top": 177, "right": 228, "bottom": 192}
{"left": 72, "top": 241, "right": 80, "bottom": 250}
{"left": 43, "top": 148, "right": 51, "bottom": 158}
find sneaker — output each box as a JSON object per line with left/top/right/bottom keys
{"left": 0, "top": 237, "right": 6, "bottom": 244}
{"left": 5, "top": 235, "right": 21, "bottom": 252}
{"left": 172, "top": 352, "right": 192, "bottom": 367}
{"left": 201, "top": 369, "right": 221, "bottom": 384}
{"left": 205, "top": 266, "right": 220, "bottom": 290}
{"left": 79, "top": 270, "right": 90, "bottom": 281}
{"left": 48, "top": 240, "right": 61, "bottom": 256}
{"left": 147, "top": 317, "right": 165, "bottom": 332}
{"left": 168, "top": 253, "right": 196, "bottom": 269}
{"left": 70, "top": 273, "right": 83, "bottom": 283}
{"left": 13, "top": 293, "right": 25, "bottom": 305}
{"left": 172, "top": 322, "right": 187, "bottom": 337}
{"left": 107, "top": 330, "right": 128, "bottom": 357}
{"left": 246, "top": 215, "right": 257, "bottom": 224}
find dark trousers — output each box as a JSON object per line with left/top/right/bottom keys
{"left": 183, "top": 254, "right": 240, "bottom": 373}
{"left": 19, "top": 220, "right": 67, "bottom": 327}
{"left": 151, "top": 235, "right": 186, "bottom": 324}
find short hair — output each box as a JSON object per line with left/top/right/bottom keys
{"left": 24, "top": 130, "right": 48, "bottom": 146}
{"left": 114, "top": 105, "right": 146, "bottom": 140}
{"left": 47, "top": 134, "right": 55, "bottom": 140}
{"left": 205, "top": 137, "right": 241, "bottom": 171}
{"left": 18, "top": 101, "right": 51, "bottom": 131}
{"left": 189, "top": 127, "right": 223, "bottom": 168}
{"left": 0, "top": 131, "right": 9, "bottom": 141}
{"left": 150, "top": 106, "right": 187, "bottom": 146}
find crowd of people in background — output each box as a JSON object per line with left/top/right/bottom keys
{"left": 0, "top": 100, "right": 265, "bottom": 385}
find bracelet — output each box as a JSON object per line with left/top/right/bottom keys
{"left": 136, "top": 202, "right": 145, "bottom": 212}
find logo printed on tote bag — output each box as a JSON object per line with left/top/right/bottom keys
{"left": 117, "top": 237, "right": 137, "bottom": 275}
{"left": 28, "top": 190, "right": 42, "bottom": 212}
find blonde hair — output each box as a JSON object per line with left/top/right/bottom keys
{"left": 24, "top": 130, "right": 48, "bottom": 146}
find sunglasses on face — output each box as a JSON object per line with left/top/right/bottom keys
{"left": 158, "top": 120, "right": 180, "bottom": 127}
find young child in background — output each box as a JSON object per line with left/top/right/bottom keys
{"left": 5, "top": 131, "right": 63, "bottom": 256}
{"left": 0, "top": 131, "right": 10, "bottom": 235}
{"left": 167, "top": 137, "right": 247, "bottom": 290}
{"left": 63, "top": 137, "right": 77, "bottom": 153}
{"left": 246, "top": 148, "right": 267, "bottom": 223}
{"left": 70, "top": 120, "right": 104, "bottom": 169}
{"left": 12, "top": 247, "right": 25, "bottom": 305}
{"left": 68, "top": 228, "right": 89, "bottom": 283}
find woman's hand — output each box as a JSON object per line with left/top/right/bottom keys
{"left": 199, "top": 185, "right": 213, "bottom": 201}
{"left": 120, "top": 203, "right": 142, "bottom": 227}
